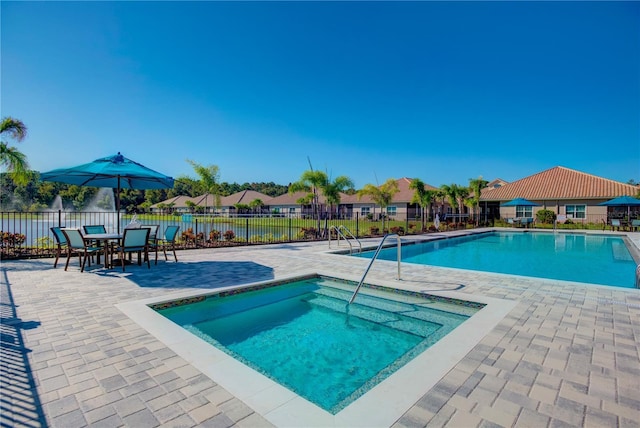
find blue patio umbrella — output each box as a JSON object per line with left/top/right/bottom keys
{"left": 501, "top": 197, "right": 541, "bottom": 207}
{"left": 598, "top": 195, "right": 640, "bottom": 219}
{"left": 40, "top": 152, "right": 174, "bottom": 232}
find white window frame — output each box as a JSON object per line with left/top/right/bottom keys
{"left": 515, "top": 206, "right": 533, "bottom": 218}
{"left": 386, "top": 206, "right": 397, "bottom": 216}
{"left": 565, "top": 204, "right": 586, "bottom": 219}
{"left": 361, "top": 206, "right": 371, "bottom": 216}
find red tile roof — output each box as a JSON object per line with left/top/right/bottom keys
{"left": 340, "top": 177, "right": 438, "bottom": 204}
{"left": 480, "top": 166, "right": 638, "bottom": 201}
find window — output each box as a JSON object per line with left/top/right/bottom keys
{"left": 566, "top": 205, "right": 586, "bottom": 219}
{"left": 386, "top": 206, "right": 397, "bottom": 216}
{"left": 515, "top": 206, "right": 533, "bottom": 218}
{"left": 289, "top": 207, "right": 296, "bottom": 214}
{"left": 272, "top": 207, "right": 280, "bottom": 214}
{"left": 361, "top": 206, "right": 371, "bottom": 216}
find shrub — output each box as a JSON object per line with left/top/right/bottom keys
{"left": 223, "top": 230, "right": 235, "bottom": 241}
{"left": 390, "top": 226, "right": 405, "bottom": 235}
{"left": 209, "top": 230, "right": 221, "bottom": 241}
{"left": 536, "top": 209, "right": 556, "bottom": 224}
{"left": 2, "top": 231, "right": 26, "bottom": 247}
{"left": 300, "top": 227, "right": 317, "bottom": 239}
{"left": 369, "top": 226, "right": 380, "bottom": 235}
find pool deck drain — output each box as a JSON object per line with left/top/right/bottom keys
{"left": 2, "top": 228, "right": 639, "bottom": 427}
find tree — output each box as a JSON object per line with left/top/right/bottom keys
{"left": 439, "top": 184, "right": 456, "bottom": 220}
{"left": 323, "top": 175, "right": 354, "bottom": 219}
{"left": 468, "top": 176, "right": 489, "bottom": 223}
{"left": 249, "top": 198, "right": 264, "bottom": 214}
{"left": 187, "top": 160, "right": 220, "bottom": 214}
{"left": 440, "top": 184, "right": 468, "bottom": 222}
{"left": 357, "top": 178, "right": 399, "bottom": 232}
{"left": 289, "top": 170, "right": 327, "bottom": 220}
{"left": 455, "top": 185, "right": 470, "bottom": 223}
{"left": 1, "top": 117, "right": 30, "bottom": 186}
{"left": 410, "top": 178, "right": 435, "bottom": 230}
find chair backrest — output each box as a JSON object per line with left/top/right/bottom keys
{"left": 62, "top": 229, "right": 87, "bottom": 249}
{"left": 122, "top": 228, "right": 150, "bottom": 248}
{"left": 83, "top": 225, "right": 106, "bottom": 234}
{"left": 611, "top": 219, "right": 621, "bottom": 226}
{"left": 141, "top": 225, "right": 159, "bottom": 241}
{"left": 632, "top": 219, "right": 640, "bottom": 226}
{"left": 51, "top": 226, "right": 67, "bottom": 245}
{"left": 164, "top": 225, "right": 180, "bottom": 242}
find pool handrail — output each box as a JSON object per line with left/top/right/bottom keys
{"left": 349, "top": 233, "right": 401, "bottom": 305}
{"left": 636, "top": 264, "right": 640, "bottom": 289}
{"left": 328, "top": 225, "right": 362, "bottom": 254}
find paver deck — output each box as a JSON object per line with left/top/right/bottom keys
{"left": 2, "top": 228, "right": 639, "bottom": 427}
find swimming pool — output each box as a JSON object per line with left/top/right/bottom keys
{"left": 118, "top": 273, "right": 515, "bottom": 426}
{"left": 355, "top": 231, "right": 638, "bottom": 288}
{"left": 153, "top": 276, "right": 480, "bottom": 414}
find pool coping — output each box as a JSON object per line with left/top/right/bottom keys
{"left": 116, "top": 271, "right": 518, "bottom": 427}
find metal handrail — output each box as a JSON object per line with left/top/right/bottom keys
{"left": 636, "top": 264, "right": 640, "bottom": 289}
{"left": 328, "top": 225, "right": 362, "bottom": 254}
{"left": 349, "top": 233, "right": 401, "bottom": 305}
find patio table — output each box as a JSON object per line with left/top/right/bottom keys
{"left": 82, "top": 233, "right": 122, "bottom": 268}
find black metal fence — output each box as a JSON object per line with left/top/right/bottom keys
{"left": 0, "top": 210, "right": 625, "bottom": 260}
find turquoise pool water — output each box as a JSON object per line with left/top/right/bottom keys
{"left": 155, "top": 277, "right": 478, "bottom": 414}
{"left": 356, "top": 232, "right": 637, "bottom": 288}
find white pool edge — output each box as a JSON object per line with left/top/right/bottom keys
{"left": 116, "top": 271, "right": 518, "bottom": 428}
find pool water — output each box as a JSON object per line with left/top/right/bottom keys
{"left": 356, "top": 232, "right": 637, "bottom": 288}
{"left": 156, "top": 277, "right": 477, "bottom": 413}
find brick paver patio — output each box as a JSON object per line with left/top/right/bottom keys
{"left": 2, "top": 229, "right": 639, "bottom": 427}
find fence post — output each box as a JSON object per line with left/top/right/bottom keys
{"left": 356, "top": 212, "right": 359, "bottom": 238}
{"left": 246, "top": 217, "right": 249, "bottom": 243}
{"left": 288, "top": 217, "right": 292, "bottom": 242}
{"left": 195, "top": 218, "right": 199, "bottom": 248}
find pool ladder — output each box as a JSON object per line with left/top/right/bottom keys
{"left": 636, "top": 264, "right": 640, "bottom": 289}
{"left": 328, "top": 225, "right": 362, "bottom": 254}
{"left": 349, "top": 233, "right": 402, "bottom": 305}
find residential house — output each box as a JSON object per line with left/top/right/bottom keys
{"left": 341, "top": 178, "right": 442, "bottom": 221}
{"left": 150, "top": 190, "right": 273, "bottom": 216}
{"left": 479, "top": 166, "right": 639, "bottom": 224}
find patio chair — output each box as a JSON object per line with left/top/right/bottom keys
{"left": 141, "top": 225, "right": 159, "bottom": 261}
{"left": 82, "top": 224, "right": 108, "bottom": 262}
{"left": 111, "top": 228, "right": 150, "bottom": 272}
{"left": 631, "top": 219, "right": 640, "bottom": 232}
{"left": 520, "top": 217, "right": 534, "bottom": 228}
{"left": 50, "top": 226, "right": 68, "bottom": 268}
{"left": 60, "top": 228, "right": 102, "bottom": 272}
{"left": 610, "top": 219, "right": 622, "bottom": 231}
{"left": 154, "top": 225, "right": 180, "bottom": 264}
{"left": 83, "top": 225, "right": 106, "bottom": 234}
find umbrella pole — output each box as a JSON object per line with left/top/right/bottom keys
{"left": 117, "top": 176, "right": 121, "bottom": 234}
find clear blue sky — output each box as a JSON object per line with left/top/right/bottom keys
{"left": 2, "top": 1, "right": 639, "bottom": 189}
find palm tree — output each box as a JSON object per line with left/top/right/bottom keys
{"left": 357, "top": 178, "right": 399, "bottom": 232}
{"left": 439, "top": 184, "right": 457, "bottom": 223}
{"left": 187, "top": 160, "right": 220, "bottom": 214}
{"left": 289, "top": 170, "right": 328, "bottom": 223}
{"left": 1, "top": 117, "right": 30, "bottom": 185}
{"left": 249, "top": 198, "right": 264, "bottom": 214}
{"left": 410, "top": 178, "right": 432, "bottom": 230}
{"left": 468, "top": 176, "right": 489, "bottom": 224}
{"left": 323, "top": 175, "right": 354, "bottom": 219}
{"left": 455, "top": 185, "right": 470, "bottom": 224}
